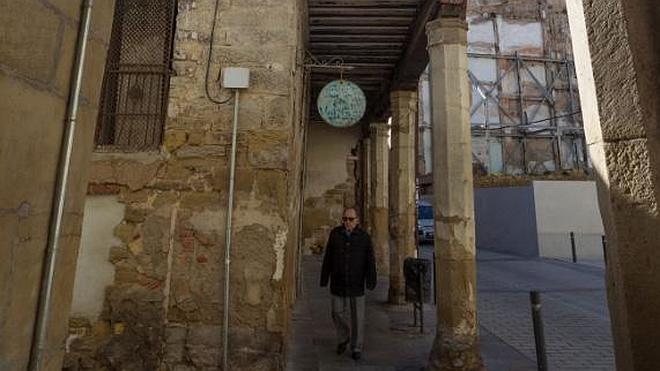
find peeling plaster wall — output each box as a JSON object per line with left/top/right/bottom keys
{"left": 71, "top": 196, "right": 124, "bottom": 321}
{"left": 64, "top": 1, "right": 307, "bottom": 370}
{"left": 301, "top": 123, "right": 360, "bottom": 254}
{"left": 0, "top": 1, "right": 116, "bottom": 369}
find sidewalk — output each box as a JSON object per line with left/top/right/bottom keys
{"left": 286, "top": 254, "right": 537, "bottom": 371}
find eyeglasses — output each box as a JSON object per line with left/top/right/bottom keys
{"left": 342, "top": 217, "right": 356, "bottom": 222}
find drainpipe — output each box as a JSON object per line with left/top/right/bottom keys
{"left": 29, "top": 0, "right": 94, "bottom": 370}
{"left": 223, "top": 89, "right": 241, "bottom": 371}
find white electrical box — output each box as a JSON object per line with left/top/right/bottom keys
{"left": 221, "top": 67, "right": 250, "bottom": 89}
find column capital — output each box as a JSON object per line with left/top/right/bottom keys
{"left": 369, "top": 122, "right": 390, "bottom": 136}
{"left": 390, "top": 89, "right": 418, "bottom": 100}
{"left": 426, "top": 17, "right": 468, "bottom": 47}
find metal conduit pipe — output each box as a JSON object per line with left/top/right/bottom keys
{"left": 223, "top": 89, "right": 241, "bottom": 371}
{"left": 29, "top": 0, "right": 94, "bottom": 370}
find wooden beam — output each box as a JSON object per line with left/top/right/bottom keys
{"left": 366, "top": 0, "right": 438, "bottom": 119}
{"left": 370, "top": 0, "right": 468, "bottom": 119}
{"left": 310, "top": 16, "right": 414, "bottom": 26}
{"left": 310, "top": 25, "right": 410, "bottom": 35}
{"left": 391, "top": 0, "right": 440, "bottom": 89}
{"left": 309, "top": 7, "right": 417, "bottom": 17}
{"left": 310, "top": 34, "right": 408, "bottom": 42}
{"left": 309, "top": 0, "right": 419, "bottom": 7}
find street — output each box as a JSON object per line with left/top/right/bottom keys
{"left": 287, "top": 246, "right": 615, "bottom": 370}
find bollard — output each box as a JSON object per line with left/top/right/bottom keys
{"left": 570, "top": 232, "right": 577, "bottom": 263}
{"left": 530, "top": 291, "right": 548, "bottom": 371}
{"left": 602, "top": 235, "right": 607, "bottom": 265}
{"left": 432, "top": 251, "right": 437, "bottom": 305}
{"left": 418, "top": 264, "right": 424, "bottom": 334}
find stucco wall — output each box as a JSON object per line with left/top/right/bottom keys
{"left": 301, "top": 123, "right": 360, "bottom": 253}
{"left": 65, "top": 1, "right": 307, "bottom": 370}
{"left": 0, "top": 1, "right": 115, "bottom": 369}
{"left": 533, "top": 181, "right": 605, "bottom": 261}
{"left": 70, "top": 196, "right": 124, "bottom": 321}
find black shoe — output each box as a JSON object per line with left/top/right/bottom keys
{"left": 336, "top": 340, "right": 348, "bottom": 355}
{"left": 351, "top": 351, "right": 361, "bottom": 361}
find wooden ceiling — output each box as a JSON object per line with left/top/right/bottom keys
{"left": 308, "top": 0, "right": 440, "bottom": 123}
{"left": 307, "top": 0, "right": 468, "bottom": 124}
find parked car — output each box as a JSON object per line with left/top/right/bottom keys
{"left": 417, "top": 200, "right": 434, "bottom": 244}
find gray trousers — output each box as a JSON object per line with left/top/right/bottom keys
{"left": 331, "top": 295, "right": 365, "bottom": 352}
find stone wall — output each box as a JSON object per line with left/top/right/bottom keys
{"left": 64, "top": 0, "right": 307, "bottom": 370}
{"left": 301, "top": 123, "right": 360, "bottom": 254}
{"left": 0, "top": 1, "right": 115, "bottom": 369}
{"left": 566, "top": 0, "right": 660, "bottom": 368}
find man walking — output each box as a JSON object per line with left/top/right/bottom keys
{"left": 320, "top": 207, "right": 377, "bottom": 361}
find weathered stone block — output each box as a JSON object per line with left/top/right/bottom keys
{"left": 185, "top": 344, "right": 221, "bottom": 367}
{"left": 187, "top": 324, "right": 222, "bottom": 346}
{"left": 247, "top": 130, "right": 290, "bottom": 169}
{"left": 176, "top": 145, "right": 226, "bottom": 159}
{"left": 164, "top": 130, "right": 188, "bottom": 152}
{"left": 603, "top": 139, "right": 656, "bottom": 208}
{"left": 113, "top": 222, "right": 139, "bottom": 243}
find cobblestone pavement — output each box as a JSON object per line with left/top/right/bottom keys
{"left": 287, "top": 248, "right": 614, "bottom": 370}
{"left": 475, "top": 249, "right": 615, "bottom": 371}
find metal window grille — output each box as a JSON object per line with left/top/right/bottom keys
{"left": 95, "top": 0, "right": 176, "bottom": 151}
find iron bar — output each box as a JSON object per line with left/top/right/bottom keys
{"left": 514, "top": 52, "right": 528, "bottom": 175}
{"left": 469, "top": 52, "right": 573, "bottom": 64}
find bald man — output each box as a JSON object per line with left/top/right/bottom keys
{"left": 320, "top": 207, "right": 377, "bottom": 361}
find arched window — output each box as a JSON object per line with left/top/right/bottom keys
{"left": 95, "top": 0, "right": 177, "bottom": 151}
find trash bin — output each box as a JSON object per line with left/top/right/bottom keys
{"left": 404, "top": 257, "right": 432, "bottom": 303}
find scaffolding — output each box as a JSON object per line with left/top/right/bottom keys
{"left": 468, "top": 52, "right": 588, "bottom": 175}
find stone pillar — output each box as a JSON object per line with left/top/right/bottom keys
{"left": 388, "top": 91, "right": 418, "bottom": 304}
{"left": 370, "top": 122, "right": 390, "bottom": 275}
{"left": 566, "top": 1, "right": 660, "bottom": 369}
{"left": 362, "top": 137, "right": 372, "bottom": 233}
{"left": 426, "top": 18, "right": 484, "bottom": 370}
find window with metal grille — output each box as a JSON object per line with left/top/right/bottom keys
{"left": 95, "top": 0, "right": 176, "bottom": 151}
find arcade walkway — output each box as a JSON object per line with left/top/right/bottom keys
{"left": 286, "top": 250, "right": 614, "bottom": 370}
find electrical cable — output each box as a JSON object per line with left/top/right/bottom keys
{"left": 204, "top": 0, "right": 232, "bottom": 105}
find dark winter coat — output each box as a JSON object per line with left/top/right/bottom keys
{"left": 320, "top": 226, "right": 377, "bottom": 297}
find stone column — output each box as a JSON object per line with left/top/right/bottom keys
{"left": 362, "top": 137, "right": 372, "bottom": 233}
{"left": 370, "top": 122, "right": 390, "bottom": 275}
{"left": 566, "top": 1, "right": 660, "bottom": 369}
{"left": 426, "top": 18, "right": 483, "bottom": 370}
{"left": 388, "top": 91, "right": 418, "bottom": 304}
